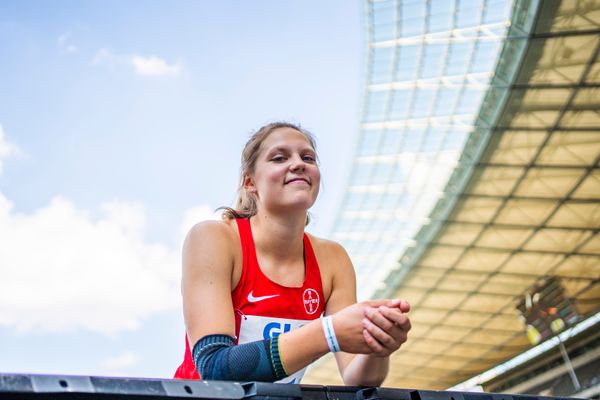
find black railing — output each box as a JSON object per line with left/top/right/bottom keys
{"left": 0, "top": 374, "right": 582, "bottom": 400}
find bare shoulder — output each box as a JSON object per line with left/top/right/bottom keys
{"left": 182, "top": 219, "right": 240, "bottom": 276}
{"left": 306, "top": 233, "right": 351, "bottom": 263}
{"left": 185, "top": 219, "right": 238, "bottom": 248}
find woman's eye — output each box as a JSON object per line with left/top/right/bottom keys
{"left": 271, "top": 155, "right": 286, "bottom": 162}
{"left": 303, "top": 155, "right": 316, "bottom": 162}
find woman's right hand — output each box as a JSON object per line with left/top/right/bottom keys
{"left": 361, "top": 300, "right": 411, "bottom": 357}
{"left": 330, "top": 300, "right": 393, "bottom": 354}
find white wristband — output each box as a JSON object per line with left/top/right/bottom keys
{"left": 321, "top": 316, "right": 341, "bottom": 352}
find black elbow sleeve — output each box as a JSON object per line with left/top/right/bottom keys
{"left": 192, "top": 334, "right": 287, "bottom": 382}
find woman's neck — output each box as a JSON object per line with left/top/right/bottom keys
{"left": 250, "top": 209, "right": 306, "bottom": 262}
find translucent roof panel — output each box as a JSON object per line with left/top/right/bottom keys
{"left": 333, "top": 0, "right": 513, "bottom": 299}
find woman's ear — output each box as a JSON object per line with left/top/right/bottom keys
{"left": 243, "top": 175, "right": 256, "bottom": 194}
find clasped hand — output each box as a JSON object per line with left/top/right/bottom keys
{"left": 362, "top": 299, "right": 411, "bottom": 357}
{"left": 333, "top": 299, "right": 411, "bottom": 357}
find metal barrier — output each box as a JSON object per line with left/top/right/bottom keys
{"left": 0, "top": 374, "right": 581, "bottom": 400}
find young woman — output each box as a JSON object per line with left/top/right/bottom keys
{"left": 174, "top": 122, "right": 411, "bottom": 385}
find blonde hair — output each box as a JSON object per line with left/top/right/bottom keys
{"left": 221, "top": 121, "right": 317, "bottom": 222}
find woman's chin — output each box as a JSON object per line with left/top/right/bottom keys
{"left": 264, "top": 198, "right": 316, "bottom": 214}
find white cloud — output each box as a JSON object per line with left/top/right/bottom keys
{"left": 0, "top": 195, "right": 221, "bottom": 336}
{"left": 57, "top": 32, "right": 77, "bottom": 54}
{"left": 0, "top": 126, "right": 216, "bottom": 336}
{"left": 130, "top": 55, "right": 183, "bottom": 77}
{"left": 91, "top": 49, "right": 183, "bottom": 77}
{"left": 101, "top": 351, "right": 138, "bottom": 369}
{"left": 0, "top": 125, "right": 21, "bottom": 174}
{"left": 0, "top": 195, "right": 181, "bottom": 335}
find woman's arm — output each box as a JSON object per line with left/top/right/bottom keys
{"left": 182, "top": 221, "right": 237, "bottom": 342}
{"left": 183, "top": 221, "right": 296, "bottom": 381}
{"left": 320, "top": 241, "right": 411, "bottom": 386}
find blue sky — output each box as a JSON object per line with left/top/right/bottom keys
{"left": 0, "top": 1, "right": 362, "bottom": 378}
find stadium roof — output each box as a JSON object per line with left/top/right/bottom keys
{"left": 304, "top": 0, "right": 600, "bottom": 389}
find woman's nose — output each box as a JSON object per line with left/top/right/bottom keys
{"left": 289, "top": 155, "right": 306, "bottom": 171}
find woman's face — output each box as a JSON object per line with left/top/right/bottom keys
{"left": 245, "top": 127, "right": 320, "bottom": 214}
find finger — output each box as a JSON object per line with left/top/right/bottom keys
{"left": 370, "top": 308, "right": 410, "bottom": 345}
{"left": 391, "top": 330, "right": 408, "bottom": 346}
{"left": 362, "top": 299, "right": 392, "bottom": 308}
{"left": 400, "top": 300, "right": 410, "bottom": 313}
{"left": 366, "top": 307, "right": 410, "bottom": 345}
{"left": 362, "top": 318, "right": 397, "bottom": 349}
{"left": 364, "top": 306, "right": 395, "bottom": 332}
{"left": 378, "top": 307, "right": 411, "bottom": 330}
{"left": 383, "top": 299, "right": 410, "bottom": 312}
{"left": 405, "top": 318, "right": 412, "bottom": 332}
{"left": 384, "top": 299, "right": 402, "bottom": 308}
{"left": 362, "top": 329, "right": 383, "bottom": 353}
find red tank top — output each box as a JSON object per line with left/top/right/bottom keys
{"left": 174, "top": 218, "right": 325, "bottom": 382}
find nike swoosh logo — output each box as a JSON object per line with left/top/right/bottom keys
{"left": 247, "top": 291, "right": 280, "bottom": 303}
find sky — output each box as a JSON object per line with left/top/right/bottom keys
{"left": 0, "top": 1, "right": 363, "bottom": 378}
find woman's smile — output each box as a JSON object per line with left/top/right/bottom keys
{"left": 285, "top": 177, "right": 310, "bottom": 185}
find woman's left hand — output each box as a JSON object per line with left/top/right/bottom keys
{"left": 361, "top": 299, "right": 411, "bottom": 357}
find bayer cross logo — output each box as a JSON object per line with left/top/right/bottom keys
{"left": 303, "top": 288, "right": 319, "bottom": 315}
